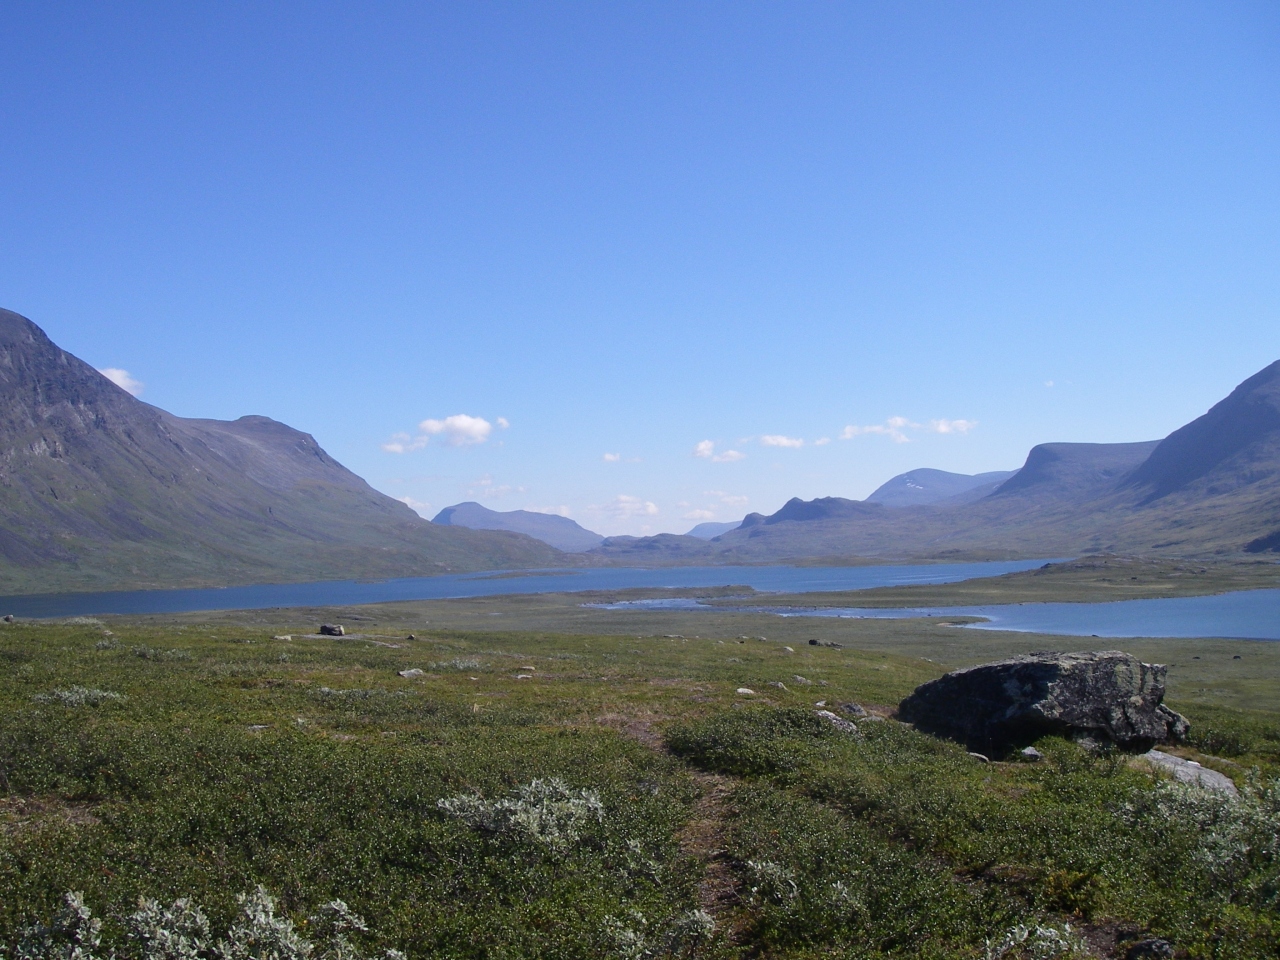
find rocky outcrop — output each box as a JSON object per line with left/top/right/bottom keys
{"left": 897, "top": 651, "right": 1189, "bottom": 752}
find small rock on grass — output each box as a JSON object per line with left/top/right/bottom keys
{"left": 319, "top": 624, "right": 345, "bottom": 637}
{"left": 736, "top": 687, "right": 755, "bottom": 696}
{"left": 816, "top": 710, "right": 859, "bottom": 735}
{"left": 1020, "top": 746, "right": 1043, "bottom": 761}
{"left": 398, "top": 668, "right": 425, "bottom": 678}
{"left": 1125, "top": 939, "right": 1174, "bottom": 960}
{"left": 839, "top": 702, "right": 867, "bottom": 717}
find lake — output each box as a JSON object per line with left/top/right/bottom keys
{"left": 591, "top": 589, "right": 1280, "bottom": 641}
{"left": 0, "top": 558, "right": 1052, "bottom": 618}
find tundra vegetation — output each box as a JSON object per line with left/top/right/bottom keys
{"left": 0, "top": 609, "right": 1277, "bottom": 959}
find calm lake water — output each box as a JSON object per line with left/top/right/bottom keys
{"left": 592, "top": 589, "right": 1280, "bottom": 641}
{"left": 2, "top": 558, "right": 1051, "bottom": 618}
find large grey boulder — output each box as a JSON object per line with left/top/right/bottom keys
{"left": 897, "top": 651, "right": 1189, "bottom": 753}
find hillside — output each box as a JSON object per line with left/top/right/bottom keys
{"left": 433, "top": 501, "right": 604, "bottom": 552}
{"left": 0, "top": 309, "right": 565, "bottom": 594}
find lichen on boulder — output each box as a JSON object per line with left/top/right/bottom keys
{"left": 897, "top": 650, "right": 1189, "bottom": 753}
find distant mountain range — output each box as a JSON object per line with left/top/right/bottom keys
{"left": 865, "top": 468, "right": 1017, "bottom": 507}
{"left": 685, "top": 520, "right": 742, "bottom": 539}
{"left": 595, "top": 359, "right": 1280, "bottom": 562}
{"left": 4, "top": 307, "right": 1278, "bottom": 593}
{"left": 433, "top": 502, "right": 604, "bottom": 552}
{"left": 0, "top": 309, "right": 564, "bottom": 594}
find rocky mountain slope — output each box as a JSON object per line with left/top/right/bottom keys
{"left": 432, "top": 501, "right": 604, "bottom": 552}
{"left": 0, "top": 309, "right": 564, "bottom": 594}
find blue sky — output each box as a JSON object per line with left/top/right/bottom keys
{"left": 3, "top": 2, "right": 1279, "bottom": 535}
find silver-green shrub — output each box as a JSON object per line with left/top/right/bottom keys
{"left": 15, "top": 893, "right": 103, "bottom": 960}
{"left": 33, "top": 687, "right": 123, "bottom": 707}
{"left": 437, "top": 778, "right": 604, "bottom": 852}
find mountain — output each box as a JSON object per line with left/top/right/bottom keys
{"left": 685, "top": 520, "right": 741, "bottom": 539}
{"left": 1124, "top": 360, "right": 1280, "bottom": 503}
{"left": 866, "top": 468, "right": 1016, "bottom": 507}
{"left": 0, "top": 309, "right": 565, "bottom": 594}
{"left": 992, "top": 442, "right": 1159, "bottom": 500}
{"left": 740, "top": 496, "right": 884, "bottom": 527}
{"left": 432, "top": 502, "right": 604, "bottom": 552}
{"left": 590, "top": 359, "right": 1280, "bottom": 562}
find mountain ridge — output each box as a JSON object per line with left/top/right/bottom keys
{"left": 0, "top": 309, "right": 566, "bottom": 594}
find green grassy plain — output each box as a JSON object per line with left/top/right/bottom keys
{"left": 2, "top": 589, "right": 1278, "bottom": 959}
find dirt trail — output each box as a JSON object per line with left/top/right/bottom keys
{"left": 597, "top": 711, "right": 748, "bottom": 939}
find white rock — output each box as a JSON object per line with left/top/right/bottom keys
{"left": 736, "top": 687, "right": 755, "bottom": 695}
{"left": 1143, "top": 750, "right": 1238, "bottom": 796}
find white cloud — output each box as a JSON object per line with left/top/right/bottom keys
{"left": 760, "top": 434, "right": 804, "bottom": 448}
{"left": 497, "top": 417, "right": 510, "bottom": 429}
{"left": 1044, "top": 380, "right": 1055, "bottom": 388}
{"left": 602, "top": 453, "right": 621, "bottom": 462}
{"left": 421, "top": 414, "right": 493, "bottom": 446}
{"left": 99, "top": 368, "right": 144, "bottom": 397}
{"left": 609, "top": 495, "right": 659, "bottom": 518}
{"left": 383, "top": 414, "right": 497, "bottom": 453}
{"left": 683, "top": 508, "right": 716, "bottom": 520}
{"left": 814, "top": 437, "right": 831, "bottom": 446}
{"left": 694, "top": 440, "right": 745, "bottom": 462}
{"left": 396, "top": 496, "right": 432, "bottom": 517}
{"left": 840, "top": 415, "right": 976, "bottom": 443}
{"left": 928, "top": 418, "right": 977, "bottom": 435}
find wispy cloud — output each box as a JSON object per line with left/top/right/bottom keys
{"left": 527, "top": 505, "right": 571, "bottom": 517}
{"left": 613, "top": 494, "right": 659, "bottom": 518}
{"left": 694, "top": 440, "right": 745, "bottom": 462}
{"left": 928, "top": 418, "right": 977, "bottom": 434}
{"left": 466, "top": 474, "right": 526, "bottom": 499}
{"left": 683, "top": 508, "right": 716, "bottom": 521}
{"left": 383, "top": 414, "right": 499, "bottom": 453}
{"left": 840, "top": 414, "right": 976, "bottom": 444}
{"left": 99, "top": 368, "right": 144, "bottom": 397}
{"left": 814, "top": 437, "right": 831, "bottom": 446}
{"left": 760, "top": 434, "right": 804, "bottom": 449}
{"left": 602, "top": 453, "right": 621, "bottom": 462}
{"left": 841, "top": 416, "right": 916, "bottom": 443}
{"left": 706, "top": 490, "right": 749, "bottom": 508}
